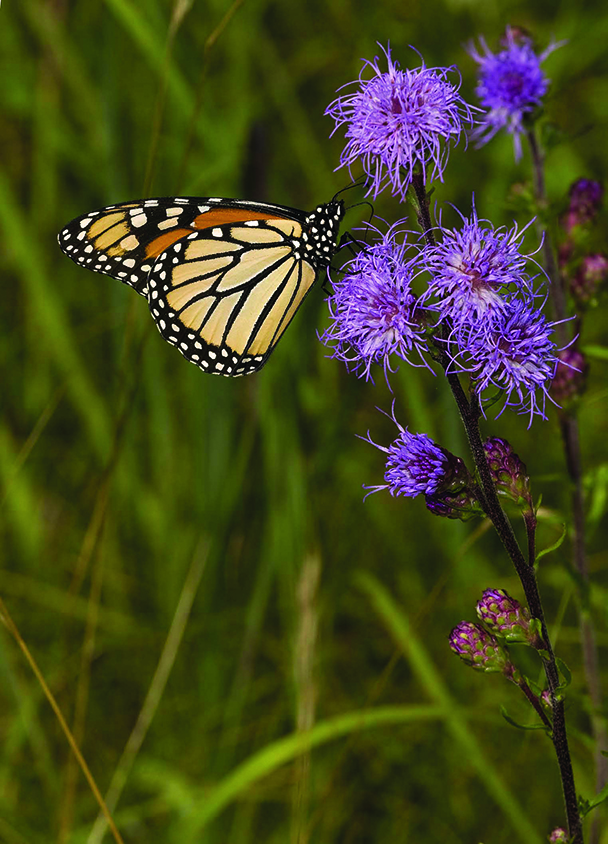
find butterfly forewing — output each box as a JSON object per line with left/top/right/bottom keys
{"left": 58, "top": 196, "right": 344, "bottom": 376}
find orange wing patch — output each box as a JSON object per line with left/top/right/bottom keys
{"left": 193, "top": 209, "right": 290, "bottom": 228}
{"left": 145, "top": 229, "right": 196, "bottom": 259}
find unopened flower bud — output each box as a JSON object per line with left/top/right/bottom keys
{"left": 484, "top": 437, "right": 532, "bottom": 510}
{"left": 558, "top": 241, "right": 573, "bottom": 270}
{"left": 548, "top": 828, "right": 568, "bottom": 843}
{"left": 425, "top": 487, "right": 483, "bottom": 521}
{"left": 449, "top": 621, "right": 512, "bottom": 674}
{"left": 500, "top": 25, "right": 533, "bottom": 47}
{"left": 570, "top": 253, "right": 608, "bottom": 305}
{"left": 564, "top": 178, "right": 603, "bottom": 232}
{"left": 476, "top": 588, "right": 542, "bottom": 646}
{"left": 550, "top": 348, "right": 588, "bottom": 407}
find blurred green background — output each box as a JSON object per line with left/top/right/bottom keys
{"left": 1, "top": 0, "right": 607, "bottom": 842}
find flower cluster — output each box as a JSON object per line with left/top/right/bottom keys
{"left": 326, "top": 45, "right": 475, "bottom": 199}
{"left": 468, "top": 27, "right": 561, "bottom": 160}
{"left": 451, "top": 590, "right": 543, "bottom": 678}
{"left": 422, "top": 207, "right": 560, "bottom": 423}
{"left": 324, "top": 205, "right": 560, "bottom": 422}
{"left": 324, "top": 43, "right": 562, "bottom": 423}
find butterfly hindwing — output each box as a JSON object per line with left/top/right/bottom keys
{"left": 58, "top": 196, "right": 345, "bottom": 375}
{"left": 147, "top": 219, "right": 317, "bottom": 376}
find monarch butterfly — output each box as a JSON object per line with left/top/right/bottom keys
{"left": 58, "top": 196, "right": 345, "bottom": 376}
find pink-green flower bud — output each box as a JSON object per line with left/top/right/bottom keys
{"left": 449, "top": 621, "right": 511, "bottom": 674}
{"left": 562, "top": 179, "right": 603, "bottom": 233}
{"left": 570, "top": 253, "right": 608, "bottom": 305}
{"left": 424, "top": 484, "right": 483, "bottom": 522}
{"left": 484, "top": 437, "right": 532, "bottom": 510}
{"left": 550, "top": 347, "right": 588, "bottom": 408}
{"left": 548, "top": 828, "right": 568, "bottom": 843}
{"left": 476, "top": 588, "right": 543, "bottom": 647}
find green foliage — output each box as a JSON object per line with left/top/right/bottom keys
{"left": 1, "top": 1, "right": 607, "bottom": 843}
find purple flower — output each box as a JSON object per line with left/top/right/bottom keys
{"left": 326, "top": 44, "right": 475, "bottom": 199}
{"left": 422, "top": 205, "right": 538, "bottom": 327}
{"left": 449, "top": 621, "right": 511, "bottom": 674}
{"left": 462, "top": 298, "right": 560, "bottom": 423}
{"left": 468, "top": 27, "right": 562, "bottom": 161}
{"left": 322, "top": 224, "right": 429, "bottom": 379}
{"left": 548, "top": 829, "right": 568, "bottom": 844}
{"left": 364, "top": 419, "right": 453, "bottom": 498}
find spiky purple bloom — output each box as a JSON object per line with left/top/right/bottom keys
{"left": 476, "top": 588, "right": 541, "bottom": 646}
{"left": 422, "top": 206, "right": 538, "bottom": 328}
{"left": 364, "top": 420, "right": 456, "bottom": 498}
{"left": 550, "top": 347, "right": 588, "bottom": 406}
{"left": 449, "top": 621, "right": 511, "bottom": 674}
{"left": 462, "top": 298, "right": 560, "bottom": 423}
{"left": 326, "top": 45, "right": 475, "bottom": 199}
{"left": 468, "top": 28, "right": 561, "bottom": 161}
{"left": 322, "top": 225, "right": 429, "bottom": 379}
{"left": 484, "top": 437, "right": 532, "bottom": 508}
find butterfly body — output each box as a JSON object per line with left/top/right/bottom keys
{"left": 58, "top": 196, "right": 344, "bottom": 376}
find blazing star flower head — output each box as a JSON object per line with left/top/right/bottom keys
{"left": 468, "top": 27, "right": 561, "bottom": 161}
{"left": 363, "top": 416, "right": 453, "bottom": 498}
{"left": 461, "top": 298, "right": 560, "bottom": 424}
{"left": 326, "top": 44, "right": 475, "bottom": 199}
{"left": 422, "top": 205, "right": 538, "bottom": 327}
{"left": 322, "top": 224, "right": 429, "bottom": 380}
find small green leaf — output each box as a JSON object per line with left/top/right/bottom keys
{"left": 535, "top": 524, "right": 567, "bottom": 564}
{"left": 555, "top": 658, "right": 572, "bottom": 689}
{"left": 500, "top": 705, "right": 550, "bottom": 732}
{"left": 587, "top": 463, "right": 608, "bottom": 530}
{"left": 580, "top": 777, "right": 608, "bottom": 816}
{"left": 526, "top": 677, "right": 544, "bottom": 697}
{"left": 582, "top": 344, "right": 608, "bottom": 360}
